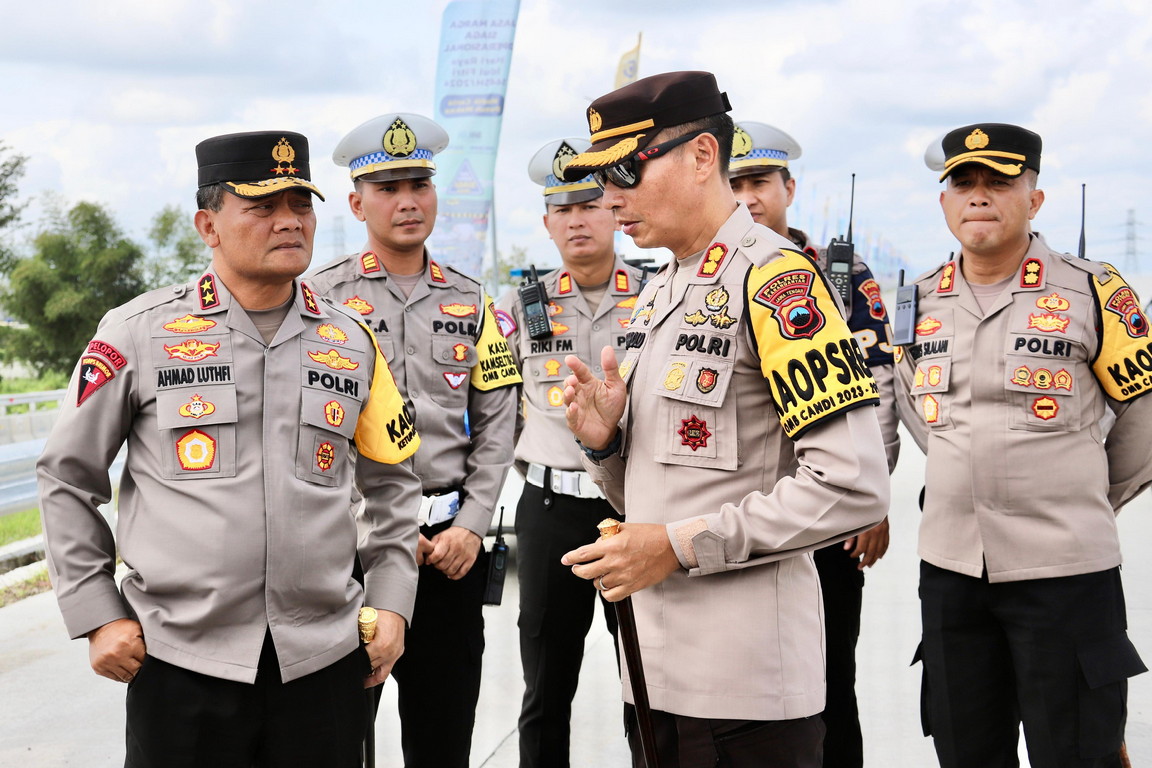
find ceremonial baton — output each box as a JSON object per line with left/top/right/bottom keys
{"left": 598, "top": 519, "right": 660, "bottom": 768}
{"left": 359, "top": 607, "right": 378, "bottom": 768}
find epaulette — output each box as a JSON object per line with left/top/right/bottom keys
{"left": 743, "top": 225, "right": 797, "bottom": 269}
{"left": 912, "top": 260, "right": 950, "bottom": 286}
{"left": 1059, "top": 253, "right": 1113, "bottom": 283}
{"left": 307, "top": 251, "right": 359, "bottom": 278}
{"left": 100, "top": 279, "right": 199, "bottom": 326}
{"left": 441, "top": 262, "right": 482, "bottom": 287}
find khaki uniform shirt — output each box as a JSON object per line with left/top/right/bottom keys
{"left": 895, "top": 234, "right": 1152, "bottom": 582}
{"left": 496, "top": 255, "right": 644, "bottom": 471}
{"left": 309, "top": 251, "right": 521, "bottom": 536}
{"left": 584, "top": 206, "right": 889, "bottom": 720}
{"left": 37, "top": 270, "right": 423, "bottom": 683}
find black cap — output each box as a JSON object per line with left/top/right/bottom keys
{"left": 937, "top": 123, "right": 1041, "bottom": 181}
{"left": 562, "top": 71, "right": 731, "bottom": 181}
{"left": 196, "top": 131, "right": 324, "bottom": 200}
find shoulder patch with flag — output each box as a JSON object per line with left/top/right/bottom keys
{"left": 746, "top": 249, "right": 879, "bottom": 438}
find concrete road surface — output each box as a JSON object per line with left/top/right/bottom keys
{"left": 3, "top": 425, "right": 1150, "bottom": 766}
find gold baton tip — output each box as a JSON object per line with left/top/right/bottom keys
{"left": 358, "top": 606, "right": 378, "bottom": 643}
{"left": 597, "top": 518, "right": 620, "bottom": 539}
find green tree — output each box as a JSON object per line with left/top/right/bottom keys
{"left": 483, "top": 244, "right": 531, "bottom": 297}
{"left": 0, "top": 202, "right": 146, "bottom": 376}
{"left": 0, "top": 142, "right": 29, "bottom": 272}
{"left": 143, "top": 205, "right": 208, "bottom": 289}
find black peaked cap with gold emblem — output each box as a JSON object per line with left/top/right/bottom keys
{"left": 561, "top": 70, "right": 732, "bottom": 182}
{"left": 936, "top": 123, "right": 1042, "bottom": 181}
{"left": 196, "top": 131, "right": 324, "bottom": 200}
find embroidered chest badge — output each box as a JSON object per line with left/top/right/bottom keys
{"left": 678, "top": 415, "right": 712, "bottom": 451}
{"left": 178, "top": 394, "right": 216, "bottom": 419}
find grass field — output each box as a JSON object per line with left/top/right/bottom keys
{"left": 0, "top": 507, "right": 41, "bottom": 548}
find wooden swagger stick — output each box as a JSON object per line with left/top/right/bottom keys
{"left": 598, "top": 519, "right": 659, "bottom": 768}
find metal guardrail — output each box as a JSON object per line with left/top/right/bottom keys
{"left": 0, "top": 389, "right": 66, "bottom": 445}
{"left": 0, "top": 437, "right": 126, "bottom": 519}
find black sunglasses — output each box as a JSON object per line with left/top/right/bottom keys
{"left": 592, "top": 130, "right": 709, "bottom": 190}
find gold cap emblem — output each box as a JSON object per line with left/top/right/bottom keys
{"left": 552, "top": 142, "right": 578, "bottom": 179}
{"left": 383, "top": 117, "right": 417, "bottom": 158}
{"left": 588, "top": 108, "right": 602, "bottom": 133}
{"left": 965, "top": 128, "right": 990, "bottom": 150}
{"left": 731, "top": 126, "right": 752, "bottom": 158}
{"left": 271, "top": 137, "right": 299, "bottom": 175}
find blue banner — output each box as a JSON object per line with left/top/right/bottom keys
{"left": 428, "top": 0, "right": 520, "bottom": 276}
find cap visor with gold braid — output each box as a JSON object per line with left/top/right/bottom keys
{"left": 196, "top": 131, "right": 324, "bottom": 201}
{"left": 562, "top": 70, "right": 732, "bottom": 181}
{"left": 936, "top": 123, "right": 1041, "bottom": 181}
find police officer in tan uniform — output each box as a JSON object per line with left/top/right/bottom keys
{"left": 896, "top": 123, "right": 1152, "bottom": 767}
{"left": 729, "top": 121, "right": 898, "bottom": 768}
{"left": 496, "top": 137, "right": 643, "bottom": 768}
{"left": 557, "top": 71, "right": 890, "bottom": 768}
{"left": 36, "top": 131, "right": 423, "bottom": 767}
{"left": 308, "top": 113, "right": 521, "bottom": 768}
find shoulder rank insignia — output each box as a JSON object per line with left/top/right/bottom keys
{"left": 361, "top": 252, "right": 382, "bottom": 273}
{"left": 300, "top": 282, "right": 320, "bottom": 314}
{"left": 198, "top": 274, "right": 220, "bottom": 310}
{"left": 937, "top": 262, "right": 957, "bottom": 294}
{"left": 698, "top": 243, "right": 728, "bottom": 278}
{"left": 1019, "top": 258, "right": 1044, "bottom": 288}
{"left": 558, "top": 272, "right": 573, "bottom": 295}
{"left": 615, "top": 270, "right": 630, "bottom": 292}
{"left": 429, "top": 261, "right": 447, "bottom": 283}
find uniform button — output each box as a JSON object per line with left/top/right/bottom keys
{"left": 533, "top": 370, "right": 540, "bottom": 377}
{"left": 594, "top": 366, "right": 602, "bottom": 372}
{"left": 593, "top": 324, "right": 600, "bottom": 331}
{"left": 411, "top": 390, "right": 420, "bottom": 398}
{"left": 405, "top": 306, "right": 412, "bottom": 312}
{"left": 742, "top": 236, "right": 756, "bottom": 247}
{"left": 407, "top": 346, "right": 416, "bottom": 355}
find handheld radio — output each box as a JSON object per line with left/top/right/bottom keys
{"left": 483, "top": 506, "right": 509, "bottom": 606}
{"left": 518, "top": 265, "right": 554, "bottom": 340}
{"left": 892, "top": 268, "right": 919, "bottom": 347}
{"left": 825, "top": 173, "right": 856, "bottom": 312}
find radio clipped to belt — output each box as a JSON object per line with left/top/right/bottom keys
{"left": 483, "top": 505, "right": 508, "bottom": 606}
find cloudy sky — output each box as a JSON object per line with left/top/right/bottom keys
{"left": 1, "top": 0, "right": 1148, "bottom": 281}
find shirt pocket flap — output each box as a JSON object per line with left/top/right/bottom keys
{"left": 431, "top": 335, "right": 477, "bottom": 368}
{"left": 156, "top": 385, "right": 238, "bottom": 429}
{"left": 909, "top": 359, "right": 951, "bottom": 395}
{"left": 651, "top": 357, "right": 733, "bottom": 408}
{"left": 300, "top": 388, "right": 358, "bottom": 440}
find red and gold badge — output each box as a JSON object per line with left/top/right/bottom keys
{"left": 914, "top": 367, "right": 926, "bottom": 388}
{"left": 1036, "top": 292, "right": 1070, "bottom": 312}
{"left": 1032, "top": 396, "right": 1059, "bottom": 420}
{"left": 176, "top": 429, "right": 216, "bottom": 471}
{"left": 178, "top": 394, "right": 216, "bottom": 419}
{"left": 698, "top": 243, "right": 727, "bottom": 277}
{"left": 343, "top": 296, "right": 374, "bottom": 315}
{"left": 547, "top": 386, "right": 565, "bottom": 407}
{"left": 915, "top": 317, "right": 942, "bottom": 336}
{"left": 165, "top": 339, "right": 221, "bottom": 362}
{"left": 544, "top": 359, "right": 562, "bottom": 377}
{"left": 1053, "top": 369, "right": 1073, "bottom": 391}
{"left": 317, "top": 323, "right": 349, "bottom": 345}
{"left": 429, "top": 261, "right": 447, "bottom": 283}
{"left": 315, "top": 441, "right": 336, "bottom": 471}
{"left": 551, "top": 321, "right": 570, "bottom": 335}
{"left": 440, "top": 303, "right": 477, "bottom": 317}
{"left": 678, "top": 415, "right": 712, "bottom": 451}
{"left": 324, "top": 400, "right": 345, "bottom": 427}
{"left": 751, "top": 269, "right": 826, "bottom": 340}
{"left": 927, "top": 365, "right": 942, "bottom": 387}
{"left": 858, "top": 279, "right": 886, "bottom": 320}
{"left": 300, "top": 282, "right": 320, "bottom": 315}
{"left": 617, "top": 317, "right": 631, "bottom": 328}
{"left": 558, "top": 273, "right": 573, "bottom": 294}
{"left": 163, "top": 314, "right": 217, "bottom": 334}
{"left": 1104, "top": 286, "right": 1150, "bottom": 338}
{"left": 616, "top": 296, "right": 637, "bottom": 310}
{"left": 696, "top": 368, "right": 718, "bottom": 394}
{"left": 1012, "top": 366, "right": 1032, "bottom": 387}
{"left": 547, "top": 302, "right": 563, "bottom": 316}
{"left": 1027, "top": 313, "right": 1070, "bottom": 333}
{"left": 1032, "top": 368, "right": 1053, "bottom": 389}
{"left": 309, "top": 349, "right": 360, "bottom": 370}
{"left": 923, "top": 394, "right": 940, "bottom": 424}
{"left": 443, "top": 371, "right": 468, "bottom": 389}
{"left": 361, "top": 252, "right": 381, "bottom": 273}
{"left": 452, "top": 343, "right": 468, "bottom": 362}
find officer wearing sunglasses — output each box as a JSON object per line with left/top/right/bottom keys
{"left": 557, "top": 70, "right": 889, "bottom": 767}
